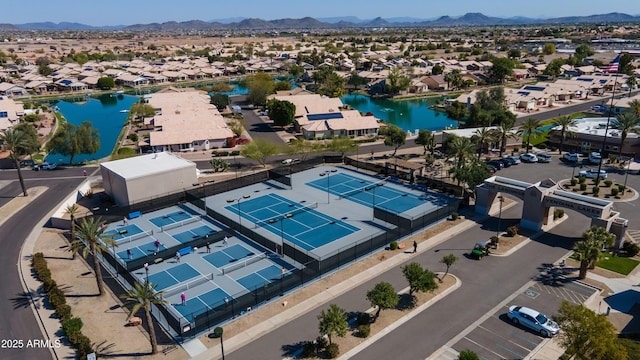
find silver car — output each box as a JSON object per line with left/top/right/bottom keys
{"left": 507, "top": 305, "right": 559, "bottom": 337}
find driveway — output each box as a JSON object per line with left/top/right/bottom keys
{"left": 230, "top": 95, "right": 285, "bottom": 145}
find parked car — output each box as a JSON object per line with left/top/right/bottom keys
{"left": 496, "top": 158, "right": 511, "bottom": 168}
{"left": 520, "top": 153, "right": 538, "bottom": 163}
{"left": 578, "top": 168, "right": 607, "bottom": 179}
{"left": 41, "top": 162, "right": 57, "bottom": 170}
{"left": 281, "top": 158, "right": 299, "bottom": 165}
{"left": 502, "top": 155, "right": 521, "bottom": 165}
{"left": 507, "top": 305, "right": 560, "bottom": 337}
{"left": 20, "top": 159, "right": 35, "bottom": 168}
{"left": 589, "top": 152, "right": 602, "bottom": 164}
{"left": 486, "top": 160, "right": 504, "bottom": 170}
{"left": 563, "top": 153, "right": 579, "bottom": 162}
{"left": 536, "top": 152, "right": 552, "bottom": 163}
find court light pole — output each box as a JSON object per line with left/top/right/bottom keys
{"left": 275, "top": 213, "right": 293, "bottom": 257}
{"left": 226, "top": 194, "right": 251, "bottom": 227}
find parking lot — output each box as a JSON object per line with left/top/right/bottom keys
{"left": 451, "top": 267, "right": 597, "bottom": 360}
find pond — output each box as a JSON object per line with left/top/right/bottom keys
{"left": 341, "top": 93, "right": 458, "bottom": 132}
{"left": 46, "top": 94, "right": 139, "bottom": 164}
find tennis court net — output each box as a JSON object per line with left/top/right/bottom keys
{"left": 160, "top": 216, "right": 200, "bottom": 232}
{"left": 221, "top": 253, "right": 267, "bottom": 275}
{"left": 253, "top": 202, "right": 318, "bottom": 229}
{"left": 338, "top": 180, "right": 386, "bottom": 200}
{"left": 163, "top": 275, "right": 212, "bottom": 297}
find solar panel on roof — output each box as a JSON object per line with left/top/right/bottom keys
{"left": 523, "top": 86, "right": 546, "bottom": 92}
{"left": 576, "top": 78, "right": 593, "bottom": 82}
{"left": 307, "top": 113, "right": 344, "bottom": 121}
{"left": 517, "top": 91, "right": 530, "bottom": 96}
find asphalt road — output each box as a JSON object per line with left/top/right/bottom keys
{"left": 0, "top": 169, "right": 85, "bottom": 360}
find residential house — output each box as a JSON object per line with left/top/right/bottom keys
{"left": 0, "top": 95, "right": 24, "bottom": 131}
{"left": 143, "top": 87, "right": 233, "bottom": 152}
{"left": 423, "top": 75, "right": 448, "bottom": 91}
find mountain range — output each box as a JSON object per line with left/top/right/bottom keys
{"left": 1, "top": 12, "right": 639, "bottom": 31}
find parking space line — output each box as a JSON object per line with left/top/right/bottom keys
{"left": 461, "top": 337, "right": 506, "bottom": 359}
{"left": 496, "top": 342, "right": 526, "bottom": 359}
{"left": 476, "top": 324, "right": 538, "bottom": 353}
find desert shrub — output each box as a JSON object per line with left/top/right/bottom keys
{"left": 490, "top": 236, "right": 499, "bottom": 247}
{"left": 389, "top": 241, "right": 398, "bottom": 250}
{"left": 48, "top": 287, "right": 66, "bottom": 307}
{"left": 326, "top": 343, "right": 340, "bottom": 358}
{"left": 459, "top": 349, "right": 480, "bottom": 360}
{"left": 127, "top": 133, "right": 138, "bottom": 142}
{"left": 507, "top": 225, "right": 519, "bottom": 237}
{"left": 604, "top": 179, "right": 613, "bottom": 187}
{"left": 593, "top": 186, "right": 600, "bottom": 196}
{"left": 580, "top": 183, "right": 587, "bottom": 191}
{"left": 301, "top": 341, "right": 316, "bottom": 358}
{"left": 55, "top": 304, "right": 72, "bottom": 321}
{"left": 578, "top": 176, "right": 586, "bottom": 184}
{"left": 593, "top": 178, "right": 601, "bottom": 186}
{"left": 622, "top": 241, "right": 640, "bottom": 257}
{"left": 553, "top": 209, "right": 565, "bottom": 220}
{"left": 62, "top": 317, "right": 83, "bottom": 337}
{"left": 358, "top": 324, "right": 371, "bottom": 338}
{"left": 357, "top": 312, "right": 371, "bottom": 326}
{"left": 619, "top": 184, "right": 626, "bottom": 192}
{"left": 570, "top": 178, "right": 578, "bottom": 186}
{"left": 450, "top": 212, "right": 459, "bottom": 220}
{"left": 611, "top": 188, "right": 619, "bottom": 196}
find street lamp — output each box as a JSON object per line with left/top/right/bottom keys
{"left": 497, "top": 195, "right": 504, "bottom": 240}
{"left": 226, "top": 195, "right": 251, "bottom": 227}
{"left": 624, "top": 153, "right": 635, "bottom": 191}
{"left": 365, "top": 182, "right": 384, "bottom": 220}
{"left": 272, "top": 213, "right": 293, "bottom": 256}
{"left": 211, "top": 326, "right": 225, "bottom": 360}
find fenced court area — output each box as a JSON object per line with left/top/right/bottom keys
{"left": 96, "top": 163, "right": 459, "bottom": 339}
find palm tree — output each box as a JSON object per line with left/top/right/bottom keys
{"left": 583, "top": 226, "right": 616, "bottom": 268}
{"left": 554, "top": 116, "right": 577, "bottom": 154}
{"left": 64, "top": 204, "right": 80, "bottom": 259}
{"left": 473, "top": 127, "right": 495, "bottom": 160}
{"left": 448, "top": 136, "right": 475, "bottom": 171}
{"left": 70, "top": 216, "right": 117, "bottom": 296}
{"left": 519, "top": 118, "right": 542, "bottom": 153}
{"left": 0, "top": 128, "right": 30, "bottom": 196}
{"left": 572, "top": 239, "right": 599, "bottom": 280}
{"left": 628, "top": 99, "right": 640, "bottom": 117}
{"left": 120, "top": 280, "right": 167, "bottom": 354}
{"left": 497, "top": 118, "right": 520, "bottom": 156}
{"left": 614, "top": 112, "right": 640, "bottom": 157}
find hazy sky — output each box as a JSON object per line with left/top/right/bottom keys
{"left": 3, "top": 0, "right": 639, "bottom": 26}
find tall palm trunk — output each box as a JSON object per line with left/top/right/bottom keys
{"left": 13, "top": 158, "right": 28, "bottom": 197}
{"left": 145, "top": 306, "right": 158, "bottom": 354}
{"left": 92, "top": 249, "right": 104, "bottom": 296}
{"left": 69, "top": 216, "right": 76, "bottom": 260}
{"left": 579, "top": 260, "right": 589, "bottom": 280}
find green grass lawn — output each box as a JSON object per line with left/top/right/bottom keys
{"left": 596, "top": 254, "right": 640, "bottom": 275}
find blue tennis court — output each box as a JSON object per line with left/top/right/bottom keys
{"left": 171, "top": 225, "right": 216, "bottom": 244}
{"left": 148, "top": 263, "right": 200, "bottom": 290}
{"left": 175, "top": 288, "right": 230, "bottom": 320}
{"left": 226, "top": 193, "right": 359, "bottom": 251}
{"left": 203, "top": 244, "right": 256, "bottom": 268}
{"left": 117, "top": 240, "right": 167, "bottom": 262}
{"left": 149, "top": 211, "right": 193, "bottom": 228}
{"left": 103, "top": 224, "right": 144, "bottom": 241}
{"left": 236, "top": 265, "right": 288, "bottom": 291}
{"left": 306, "top": 172, "right": 428, "bottom": 213}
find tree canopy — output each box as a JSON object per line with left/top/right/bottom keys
{"left": 46, "top": 121, "right": 100, "bottom": 165}
{"left": 266, "top": 99, "right": 296, "bottom": 127}
{"left": 381, "top": 125, "right": 406, "bottom": 157}
{"left": 210, "top": 93, "right": 230, "bottom": 111}
{"left": 242, "top": 72, "right": 275, "bottom": 106}
{"left": 240, "top": 138, "right": 279, "bottom": 167}
{"left": 97, "top": 76, "right": 116, "bottom": 89}
{"left": 386, "top": 67, "right": 411, "bottom": 95}
{"left": 366, "top": 281, "right": 398, "bottom": 319}
{"left": 553, "top": 300, "right": 627, "bottom": 360}
{"left": 401, "top": 262, "right": 438, "bottom": 296}
{"left": 488, "top": 57, "right": 514, "bottom": 84}
{"left": 317, "top": 304, "right": 348, "bottom": 345}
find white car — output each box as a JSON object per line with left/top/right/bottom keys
{"left": 41, "top": 162, "right": 57, "bottom": 170}
{"left": 563, "top": 153, "right": 578, "bottom": 162}
{"left": 589, "top": 152, "right": 602, "bottom": 164}
{"left": 536, "top": 152, "right": 552, "bottom": 163}
{"left": 507, "top": 305, "right": 560, "bottom": 337}
{"left": 281, "top": 158, "right": 299, "bottom": 165}
{"left": 519, "top": 153, "right": 538, "bottom": 163}
{"left": 579, "top": 169, "right": 607, "bottom": 179}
